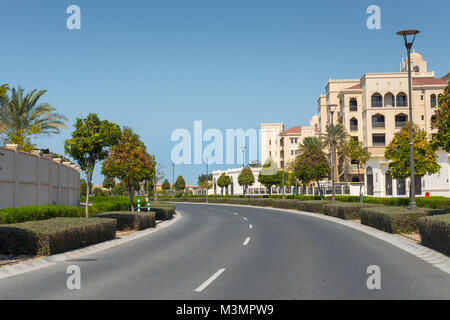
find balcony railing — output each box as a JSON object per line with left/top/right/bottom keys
{"left": 372, "top": 122, "right": 385, "bottom": 128}
{"left": 350, "top": 125, "right": 358, "bottom": 131}
{"left": 395, "top": 121, "right": 407, "bottom": 128}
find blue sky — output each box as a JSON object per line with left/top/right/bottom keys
{"left": 1, "top": 0, "right": 449, "bottom": 185}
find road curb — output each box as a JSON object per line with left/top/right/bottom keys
{"left": 0, "top": 211, "right": 182, "bottom": 280}
{"left": 176, "top": 202, "right": 450, "bottom": 275}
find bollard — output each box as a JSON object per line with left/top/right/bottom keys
{"left": 147, "top": 199, "right": 150, "bottom": 212}
{"left": 137, "top": 196, "right": 141, "bottom": 212}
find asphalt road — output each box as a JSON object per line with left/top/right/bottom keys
{"left": 0, "top": 203, "right": 449, "bottom": 299}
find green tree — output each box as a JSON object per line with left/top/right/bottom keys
{"left": 102, "top": 127, "right": 155, "bottom": 211}
{"left": 64, "top": 113, "right": 121, "bottom": 217}
{"left": 217, "top": 172, "right": 232, "bottom": 197}
{"left": 0, "top": 87, "right": 67, "bottom": 151}
{"left": 342, "top": 139, "right": 371, "bottom": 201}
{"left": 385, "top": 123, "right": 440, "bottom": 181}
{"left": 258, "top": 159, "right": 282, "bottom": 195}
{"left": 174, "top": 175, "right": 186, "bottom": 195}
{"left": 112, "top": 181, "right": 127, "bottom": 196}
{"left": 0, "top": 84, "right": 7, "bottom": 99}
{"left": 162, "top": 179, "right": 171, "bottom": 195}
{"left": 80, "top": 178, "right": 90, "bottom": 197}
{"left": 238, "top": 167, "right": 255, "bottom": 197}
{"left": 322, "top": 123, "right": 348, "bottom": 201}
{"left": 152, "top": 161, "right": 165, "bottom": 201}
{"left": 431, "top": 81, "right": 450, "bottom": 151}
{"left": 102, "top": 176, "right": 115, "bottom": 196}
{"left": 293, "top": 137, "right": 330, "bottom": 200}
{"left": 198, "top": 174, "right": 212, "bottom": 194}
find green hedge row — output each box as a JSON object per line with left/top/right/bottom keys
{"left": 0, "top": 218, "right": 117, "bottom": 256}
{"left": 417, "top": 214, "right": 450, "bottom": 255}
{"left": 0, "top": 200, "right": 133, "bottom": 225}
{"left": 323, "top": 202, "right": 379, "bottom": 220}
{"left": 359, "top": 206, "right": 445, "bottom": 234}
{"left": 94, "top": 211, "right": 156, "bottom": 231}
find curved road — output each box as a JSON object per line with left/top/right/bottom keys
{"left": 0, "top": 203, "right": 449, "bottom": 299}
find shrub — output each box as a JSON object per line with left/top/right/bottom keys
{"left": 0, "top": 217, "right": 116, "bottom": 256}
{"left": 94, "top": 211, "right": 155, "bottom": 231}
{"left": 0, "top": 205, "right": 84, "bottom": 224}
{"left": 360, "top": 206, "right": 445, "bottom": 234}
{"left": 295, "top": 200, "right": 331, "bottom": 213}
{"left": 323, "top": 202, "right": 379, "bottom": 220}
{"left": 416, "top": 197, "right": 450, "bottom": 210}
{"left": 152, "top": 207, "right": 174, "bottom": 221}
{"left": 417, "top": 214, "right": 450, "bottom": 255}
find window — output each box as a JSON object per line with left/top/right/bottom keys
{"left": 431, "top": 115, "right": 437, "bottom": 124}
{"left": 290, "top": 138, "right": 298, "bottom": 144}
{"left": 371, "top": 93, "right": 383, "bottom": 107}
{"left": 350, "top": 118, "right": 358, "bottom": 131}
{"left": 395, "top": 114, "right": 408, "bottom": 128}
{"left": 384, "top": 93, "right": 395, "bottom": 107}
{"left": 397, "top": 178, "right": 406, "bottom": 195}
{"left": 372, "top": 134, "right": 386, "bottom": 146}
{"left": 351, "top": 136, "right": 358, "bottom": 141}
{"left": 269, "top": 139, "right": 271, "bottom": 145}
{"left": 396, "top": 92, "right": 407, "bottom": 107}
{"left": 431, "top": 94, "right": 437, "bottom": 108}
{"left": 372, "top": 114, "right": 385, "bottom": 128}
{"left": 349, "top": 98, "right": 357, "bottom": 112}
{"left": 421, "top": 95, "right": 424, "bottom": 101}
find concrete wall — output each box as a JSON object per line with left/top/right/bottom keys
{"left": 0, "top": 145, "right": 81, "bottom": 209}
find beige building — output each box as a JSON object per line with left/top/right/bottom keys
{"left": 317, "top": 51, "right": 448, "bottom": 196}
{"left": 260, "top": 116, "right": 319, "bottom": 169}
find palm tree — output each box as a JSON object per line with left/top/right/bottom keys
{"left": 0, "top": 87, "right": 67, "bottom": 150}
{"left": 322, "top": 123, "right": 348, "bottom": 202}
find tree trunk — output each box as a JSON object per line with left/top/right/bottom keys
{"left": 358, "top": 164, "right": 363, "bottom": 203}
{"left": 316, "top": 180, "right": 323, "bottom": 200}
{"left": 129, "top": 185, "right": 135, "bottom": 212}
{"left": 154, "top": 180, "right": 158, "bottom": 202}
{"left": 85, "top": 172, "right": 90, "bottom": 218}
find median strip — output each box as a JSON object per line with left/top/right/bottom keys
{"left": 195, "top": 268, "right": 226, "bottom": 292}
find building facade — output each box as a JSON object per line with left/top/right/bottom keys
{"left": 317, "top": 51, "right": 448, "bottom": 196}
{"left": 260, "top": 116, "right": 319, "bottom": 169}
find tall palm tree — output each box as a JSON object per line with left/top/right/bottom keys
{"left": 322, "top": 123, "right": 349, "bottom": 202}
{"left": 0, "top": 87, "right": 67, "bottom": 149}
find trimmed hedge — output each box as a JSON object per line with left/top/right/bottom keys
{"left": 360, "top": 206, "right": 446, "bottom": 234}
{"left": 94, "top": 211, "right": 156, "bottom": 231}
{"left": 0, "top": 200, "right": 134, "bottom": 225}
{"left": 323, "top": 202, "right": 379, "bottom": 220}
{"left": 294, "top": 200, "right": 331, "bottom": 213}
{"left": 418, "top": 214, "right": 450, "bottom": 255}
{"left": 0, "top": 217, "right": 116, "bottom": 256}
{"left": 0, "top": 205, "right": 84, "bottom": 224}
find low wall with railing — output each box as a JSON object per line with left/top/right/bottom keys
{"left": 0, "top": 145, "right": 80, "bottom": 209}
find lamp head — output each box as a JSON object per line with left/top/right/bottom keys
{"left": 397, "top": 30, "right": 420, "bottom": 50}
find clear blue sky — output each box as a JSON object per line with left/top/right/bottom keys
{"left": 1, "top": 0, "right": 449, "bottom": 185}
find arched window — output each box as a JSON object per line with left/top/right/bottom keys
{"left": 372, "top": 114, "right": 385, "bottom": 128}
{"left": 431, "top": 94, "right": 437, "bottom": 108}
{"left": 366, "top": 166, "right": 374, "bottom": 196}
{"left": 349, "top": 98, "right": 358, "bottom": 111}
{"left": 350, "top": 118, "right": 358, "bottom": 131}
{"left": 371, "top": 93, "right": 383, "bottom": 107}
{"left": 413, "top": 66, "right": 420, "bottom": 73}
{"left": 395, "top": 113, "right": 408, "bottom": 128}
{"left": 384, "top": 93, "right": 395, "bottom": 107}
{"left": 396, "top": 92, "right": 407, "bottom": 107}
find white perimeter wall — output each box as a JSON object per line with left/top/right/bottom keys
{"left": 0, "top": 145, "right": 80, "bottom": 209}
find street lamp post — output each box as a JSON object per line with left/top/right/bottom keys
{"left": 172, "top": 161, "right": 175, "bottom": 199}
{"left": 397, "top": 29, "right": 420, "bottom": 210}
{"left": 328, "top": 104, "right": 338, "bottom": 202}
{"left": 205, "top": 156, "right": 209, "bottom": 204}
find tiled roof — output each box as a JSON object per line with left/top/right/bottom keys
{"left": 282, "top": 126, "right": 302, "bottom": 134}
{"left": 412, "top": 78, "right": 447, "bottom": 86}
{"left": 346, "top": 83, "right": 361, "bottom": 90}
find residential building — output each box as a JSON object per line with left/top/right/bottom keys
{"left": 317, "top": 51, "right": 448, "bottom": 196}
{"left": 260, "top": 116, "right": 319, "bottom": 169}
